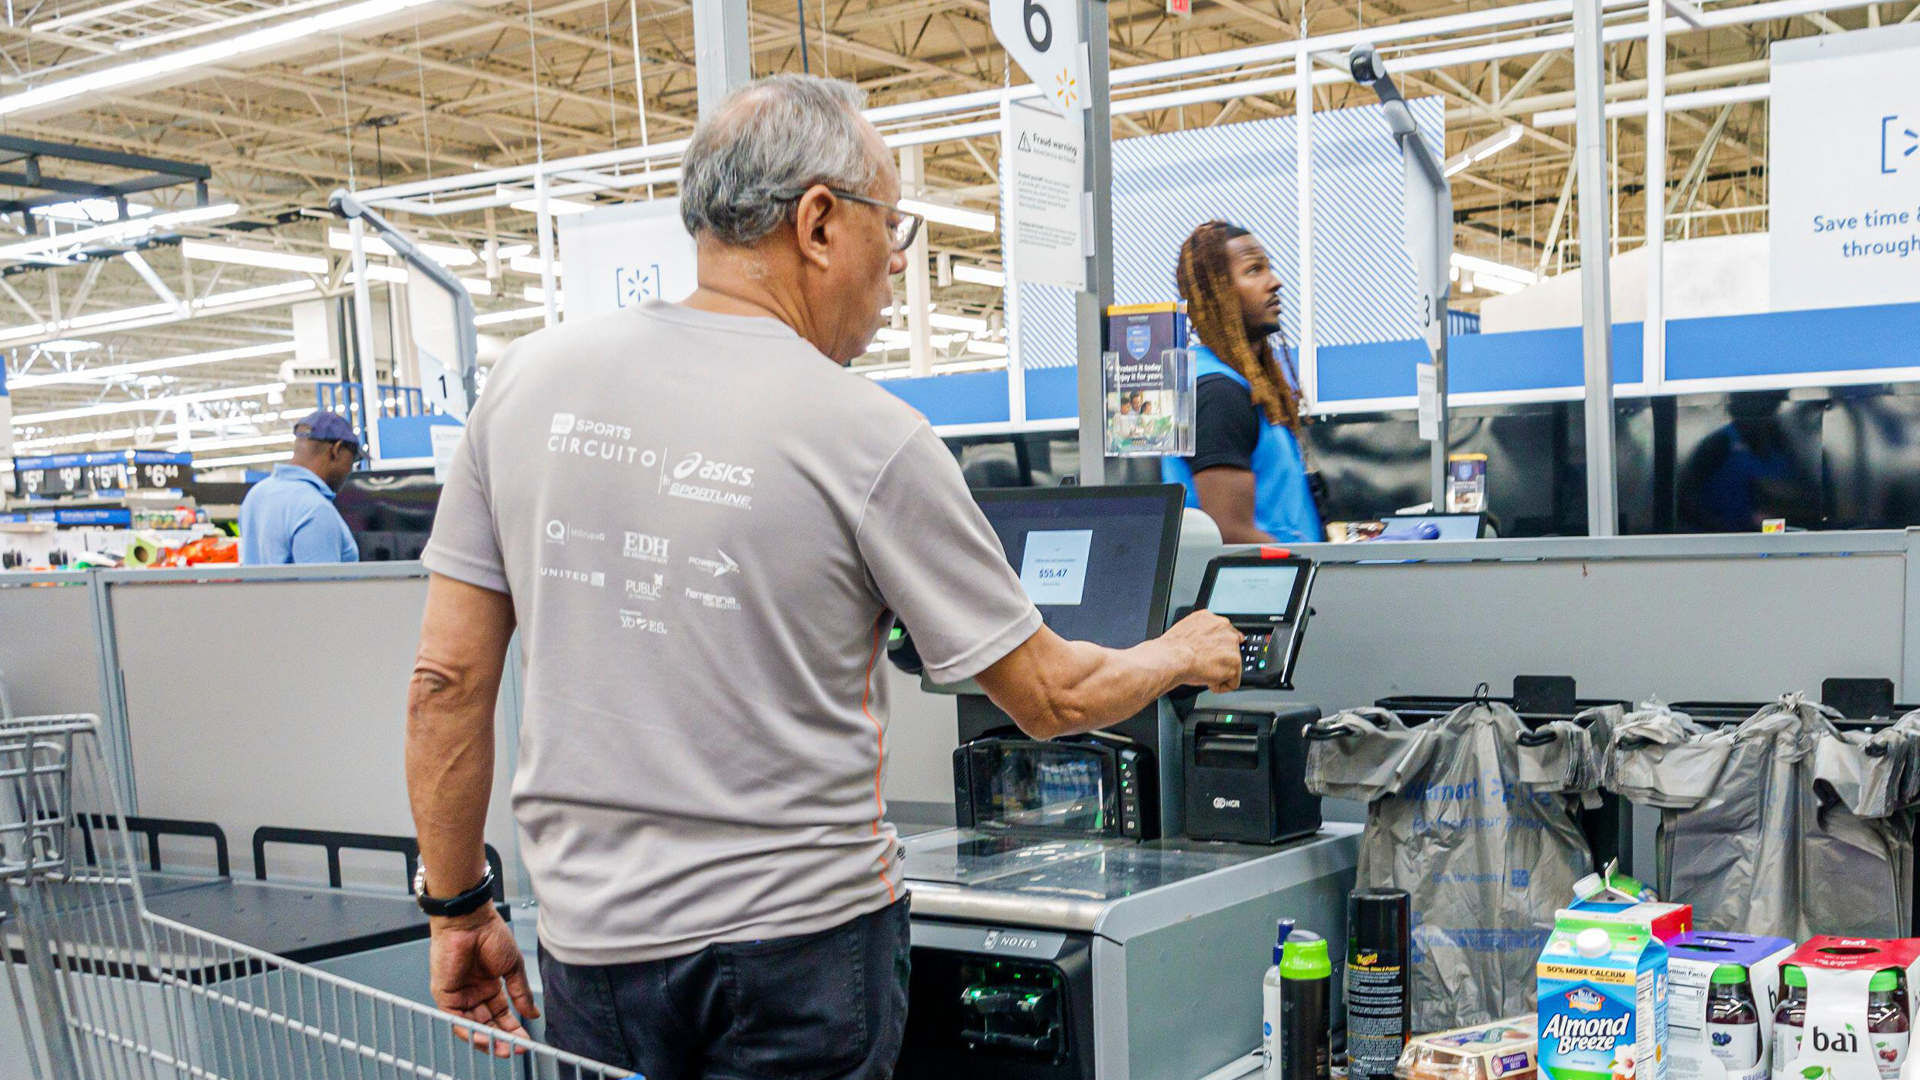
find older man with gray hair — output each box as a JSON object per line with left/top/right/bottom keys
{"left": 405, "top": 73, "right": 1242, "bottom": 1079}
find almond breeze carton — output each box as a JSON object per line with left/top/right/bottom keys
{"left": 1539, "top": 916, "right": 1670, "bottom": 1080}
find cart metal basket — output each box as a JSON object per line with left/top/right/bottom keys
{"left": 0, "top": 714, "right": 629, "bottom": 1080}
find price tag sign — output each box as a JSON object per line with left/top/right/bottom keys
{"left": 991, "top": 0, "right": 1087, "bottom": 114}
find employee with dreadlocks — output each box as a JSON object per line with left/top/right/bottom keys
{"left": 1162, "top": 220, "right": 1326, "bottom": 544}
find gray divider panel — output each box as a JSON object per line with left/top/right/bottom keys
{"left": 0, "top": 577, "right": 103, "bottom": 718}
{"left": 109, "top": 575, "right": 520, "bottom": 889}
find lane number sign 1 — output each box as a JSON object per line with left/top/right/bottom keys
{"left": 990, "top": 0, "right": 1085, "bottom": 114}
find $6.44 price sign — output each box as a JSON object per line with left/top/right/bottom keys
{"left": 990, "top": 0, "right": 1087, "bottom": 114}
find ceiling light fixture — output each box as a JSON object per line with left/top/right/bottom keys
{"left": 327, "top": 229, "right": 477, "bottom": 266}
{"left": 1450, "top": 252, "right": 1536, "bottom": 287}
{"left": 1443, "top": 125, "right": 1525, "bottom": 177}
{"left": 182, "top": 239, "right": 328, "bottom": 275}
{"left": 346, "top": 266, "right": 411, "bottom": 286}
{"left": 522, "top": 285, "right": 562, "bottom": 304}
{"left": 898, "top": 199, "right": 996, "bottom": 234}
{"left": 38, "top": 338, "right": 102, "bottom": 354}
{"left": 13, "top": 382, "right": 289, "bottom": 426}
{"left": 0, "top": 0, "right": 439, "bottom": 117}
{"left": 507, "top": 255, "right": 561, "bottom": 276}
{"left": 473, "top": 306, "right": 548, "bottom": 326}
{"left": 929, "top": 312, "right": 990, "bottom": 334}
{"left": 951, "top": 264, "right": 1006, "bottom": 288}
{"left": 0, "top": 202, "right": 238, "bottom": 262}
{"left": 508, "top": 196, "right": 596, "bottom": 216}
{"left": 192, "top": 449, "right": 297, "bottom": 469}
{"left": 8, "top": 341, "right": 297, "bottom": 390}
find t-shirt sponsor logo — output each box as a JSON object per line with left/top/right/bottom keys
{"left": 544, "top": 519, "right": 606, "bottom": 545}
{"left": 685, "top": 588, "right": 740, "bottom": 611}
{"left": 622, "top": 531, "right": 670, "bottom": 563}
{"left": 617, "top": 609, "right": 669, "bottom": 634}
{"left": 547, "top": 412, "right": 643, "bottom": 466}
{"left": 661, "top": 451, "right": 756, "bottom": 510}
{"left": 687, "top": 549, "right": 739, "bottom": 578}
{"left": 538, "top": 565, "right": 606, "bottom": 587}
{"left": 624, "top": 574, "right": 664, "bottom": 602}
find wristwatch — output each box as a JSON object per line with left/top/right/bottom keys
{"left": 412, "top": 864, "right": 497, "bottom": 918}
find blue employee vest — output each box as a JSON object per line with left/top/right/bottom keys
{"left": 1161, "top": 345, "right": 1324, "bottom": 544}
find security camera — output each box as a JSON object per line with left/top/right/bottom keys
{"left": 1348, "top": 44, "right": 1383, "bottom": 85}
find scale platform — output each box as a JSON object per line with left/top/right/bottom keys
{"left": 901, "top": 823, "right": 1360, "bottom": 937}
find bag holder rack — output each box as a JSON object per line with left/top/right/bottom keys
{"left": 1306, "top": 675, "right": 1634, "bottom": 874}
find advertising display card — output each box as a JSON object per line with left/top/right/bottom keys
{"left": 1103, "top": 303, "right": 1194, "bottom": 457}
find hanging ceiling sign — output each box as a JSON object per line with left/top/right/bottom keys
{"left": 990, "top": 0, "right": 1088, "bottom": 114}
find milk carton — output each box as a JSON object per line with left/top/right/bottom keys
{"left": 1539, "top": 917, "right": 1670, "bottom": 1080}
{"left": 1665, "top": 931, "right": 1795, "bottom": 1080}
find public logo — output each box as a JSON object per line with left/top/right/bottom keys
{"left": 625, "top": 574, "right": 664, "bottom": 602}
{"left": 687, "top": 549, "right": 739, "bottom": 578}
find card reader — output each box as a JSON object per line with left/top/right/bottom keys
{"left": 1191, "top": 552, "right": 1316, "bottom": 690}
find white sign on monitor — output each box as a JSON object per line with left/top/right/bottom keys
{"left": 1020, "top": 528, "right": 1094, "bottom": 605}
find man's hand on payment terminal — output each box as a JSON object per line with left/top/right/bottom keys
{"left": 1163, "top": 610, "right": 1245, "bottom": 693}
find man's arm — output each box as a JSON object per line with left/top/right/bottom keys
{"left": 1193, "top": 466, "right": 1277, "bottom": 544}
{"left": 973, "top": 611, "right": 1245, "bottom": 740}
{"left": 406, "top": 572, "right": 536, "bottom": 1052}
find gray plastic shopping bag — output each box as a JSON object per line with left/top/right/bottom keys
{"left": 1607, "top": 695, "right": 1915, "bottom": 938}
{"left": 1307, "top": 701, "right": 1604, "bottom": 1031}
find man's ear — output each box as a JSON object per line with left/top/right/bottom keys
{"left": 790, "top": 184, "right": 836, "bottom": 271}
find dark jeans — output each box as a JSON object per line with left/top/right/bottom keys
{"left": 538, "top": 898, "right": 911, "bottom": 1080}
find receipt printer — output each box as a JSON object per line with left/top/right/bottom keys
{"left": 1181, "top": 706, "right": 1322, "bottom": 845}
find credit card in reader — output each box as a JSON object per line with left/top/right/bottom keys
{"left": 1191, "top": 548, "right": 1316, "bottom": 689}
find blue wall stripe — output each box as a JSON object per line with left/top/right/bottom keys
{"left": 877, "top": 369, "right": 1011, "bottom": 426}
{"left": 1666, "top": 301, "right": 1920, "bottom": 381}
{"left": 1317, "top": 324, "right": 1645, "bottom": 400}
{"left": 1026, "top": 366, "right": 1080, "bottom": 420}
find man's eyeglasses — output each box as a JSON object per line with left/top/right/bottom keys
{"left": 775, "top": 187, "right": 924, "bottom": 252}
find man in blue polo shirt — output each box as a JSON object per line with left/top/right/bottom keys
{"left": 238, "top": 410, "right": 362, "bottom": 564}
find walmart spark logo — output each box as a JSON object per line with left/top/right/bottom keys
{"left": 1882, "top": 116, "right": 1918, "bottom": 174}
{"left": 1053, "top": 69, "right": 1079, "bottom": 109}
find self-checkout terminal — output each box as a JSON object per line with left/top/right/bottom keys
{"left": 892, "top": 485, "right": 1361, "bottom": 1080}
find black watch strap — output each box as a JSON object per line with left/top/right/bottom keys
{"left": 415, "top": 866, "right": 497, "bottom": 918}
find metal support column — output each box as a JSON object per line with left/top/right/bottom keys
{"left": 347, "top": 217, "right": 385, "bottom": 463}
{"left": 902, "top": 147, "right": 934, "bottom": 377}
{"left": 1076, "top": 0, "right": 1118, "bottom": 485}
{"left": 1645, "top": 0, "right": 1667, "bottom": 391}
{"left": 694, "top": 0, "right": 753, "bottom": 115}
{"left": 1572, "top": 0, "right": 1619, "bottom": 535}
{"left": 534, "top": 171, "right": 560, "bottom": 328}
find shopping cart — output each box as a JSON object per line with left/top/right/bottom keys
{"left": 0, "top": 714, "right": 631, "bottom": 1080}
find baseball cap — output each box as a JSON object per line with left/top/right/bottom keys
{"left": 293, "top": 410, "right": 362, "bottom": 453}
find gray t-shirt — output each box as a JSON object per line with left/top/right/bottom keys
{"left": 423, "top": 300, "right": 1042, "bottom": 964}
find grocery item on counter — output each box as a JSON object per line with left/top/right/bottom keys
{"left": 1666, "top": 931, "right": 1794, "bottom": 1080}
{"left": 1574, "top": 864, "right": 1659, "bottom": 905}
{"left": 1564, "top": 897, "right": 1694, "bottom": 943}
{"left": 1266, "top": 918, "right": 1297, "bottom": 1080}
{"left": 1772, "top": 937, "right": 1920, "bottom": 1080}
{"left": 1280, "top": 930, "right": 1333, "bottom": 1080}
{"left": 1537, "top": 917, "right": 1670, "bottom": 1080}
{"left": 1396, "top": 1017, "right": 1538, "bottom": 1080}
{"left": 1351, "top": 889, "right": 1415, "bottom": 1080}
